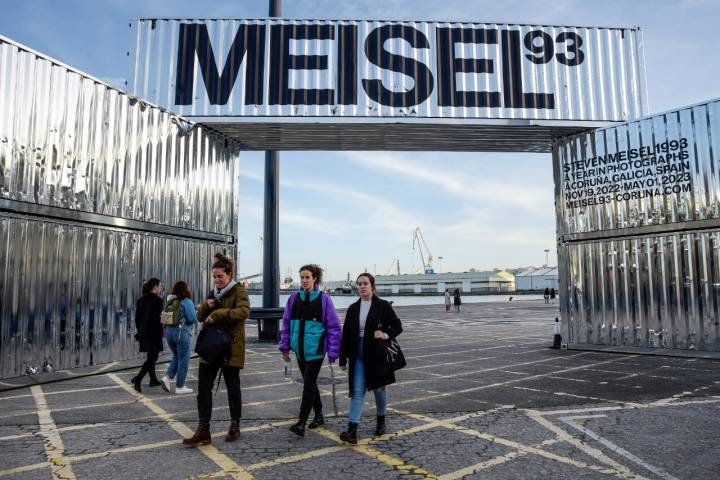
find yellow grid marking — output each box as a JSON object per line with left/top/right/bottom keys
{"left": 311, "top": 426, "right": 439, "bottom": 479}
{"left": 395, "top": 409, "right": 637, "bottom": 479}
{"left": 525, "top": 411, "right": 651, "bottom": 480}
{"left": 0, "top": 462, "right": 51, "bottom": 478}
{"left": 438, "top": 439, "right": 560, "bottom": 480}
{"left": 107, "top": 373, "right": 254, "bottom": 480}
{"left": 31, "top": 385, "right": 77, "bottom": 480}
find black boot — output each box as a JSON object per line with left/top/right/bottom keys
{"left": 308, "top": 413, "right": 325, "bottom": 429}
{"left": 289, "top": 419, "right": 306, "bottom": 437}
{"left": 132, "top": 376, "right": 142, "bottom": 393}
{"left": 339, "top": 422, "right": 358, "bottom": 445}
{"left": 374, "top": 416, "right": 386, "bottom": 436}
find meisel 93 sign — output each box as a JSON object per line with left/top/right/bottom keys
{"left": 129, "top": 19, "right": 646, "bottom": 122}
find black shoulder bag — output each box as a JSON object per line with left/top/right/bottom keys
{"left": 194, "top": 290, "right": 234, "bottom": 365}
{"left": 373, "top": 321, "right": 406, "bottom": 376}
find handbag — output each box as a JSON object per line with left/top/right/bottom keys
{"left": 373, "top": 335, "right": 406, "bottom": 375}
{"left": 194, "top": 324, "right": 234, "bottom": 365}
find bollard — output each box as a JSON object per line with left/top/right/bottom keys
{"left": 551, "top": 317, "right": 562, "bottom": 349}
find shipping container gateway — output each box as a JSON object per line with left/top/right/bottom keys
{"left": 554, "top": 98, "right": 720, "bottom": 352}
{"left": 129, "top": 18, "right": 647, "bottom": 151}
{"left": 0, "top": 35, "right": 238, "bottom": 379}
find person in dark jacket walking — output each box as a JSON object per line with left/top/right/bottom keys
{"left": 453, "top": 288, "right": 462, "bottom": 313}
{"left": 131, "top": 278, "right": 164, "bottom": 393}
{"left": 278, "top": 264, "right": 341, "bottom": 437}
{"left": 550, "top": 287, "right": 556, "bottom": 304}
{"left": 339, "top": 273, "right": 403, "bottom": 444}
{"left": 183, "top": 253, "right": 251, "bottom": 447}
{"left": 544, "top": 287, "right": 550, "bottom": 304}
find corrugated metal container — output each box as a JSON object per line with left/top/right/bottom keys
{"left": 554, "top": 98, "right": 720, "bottom": 353}
{"left": 129, "top": 18, "right": 647, "bottom": 151}
{"left": 0, "top": 35, "right": 236, "bottom": 235}
{"left": 0, "top": 36, "right": 239, "bottom": 379}
{"left": 0, "top": 214, "right": 231, "bottom": 378}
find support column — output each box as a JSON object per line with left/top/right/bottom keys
{"left": 255, "top": 0, "right": 284, "bottom": 342}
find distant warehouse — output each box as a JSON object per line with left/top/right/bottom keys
{"left": 375, "top": 271, "right": 515, "bottom": 295}
{"left": 514, "top": 267, "right": 559, "bottom": 291}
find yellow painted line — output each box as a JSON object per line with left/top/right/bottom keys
{"left": 31, "top": 385, "right": 77, "bottom": 480}
{"left": 67, "top": 438, "right": 181, "bottom": 463}
{"left": 525, "top": 411, "right": 648, "bottom": 480}
{"left": 396, "top": 409, "right": 633, "bottom": 479}
{"left": 311, "top": 426, "right": 439, "bottom": 479}
{"left": 0, "top": 385, "right": 122, "bottom": 401}
{"left": 245, "top": 445, "right": 348, "bottom": 470}
{"left": 107, "top": 373, "right": 254, "bottom": 480}
{"left": 0, "top": 462, "right": 51, "bottom": 478}
{"left": 438, "top": 439, "right": 559, "bottom": 480}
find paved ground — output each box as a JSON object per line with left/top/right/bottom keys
{"left": 1, "top": 301, "right": 719, "bottom": 479}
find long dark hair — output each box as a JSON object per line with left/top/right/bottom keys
{"left": 142, "top": 278, "right": 161, "bottom": 295}
{"left": 172, "top": 281, "right": 191, "bottom": 300}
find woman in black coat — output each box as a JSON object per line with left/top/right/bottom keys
{"left": 339, "top": 273, "right": 402, "bottom": 444}
{"left": 131, "top": 278, "right": 164, "bottom": 392}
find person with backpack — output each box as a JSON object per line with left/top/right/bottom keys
{"left": 339, "top": 273, "right": 403, "bottom": 444}
{"left": 453, "top": 288, "right": 462, "bottom": 313}
{"left": 131, "top": 278, "right": 164, "bottom": 393}
{"left": 183, "top": 253, "right": 250, "bottom": 447}
{"left": 278, "top": 264, "right": 341, "bottom": 437}
{"left": 159, "top": 281, "right": 198, "bottom": 395}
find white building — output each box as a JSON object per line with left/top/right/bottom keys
{"left": 375, "top": 271, "right": 515, "bottom": 295}
{"left": 514, "top": 267, "right": 559, "bottom": 290}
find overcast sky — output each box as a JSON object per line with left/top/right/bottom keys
{"left": 2, "top": 0, "right": 718, "bottom": 280}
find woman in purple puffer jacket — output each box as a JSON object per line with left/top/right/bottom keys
{"left": 278, "top": 264, "right": 341, "bottom": 437}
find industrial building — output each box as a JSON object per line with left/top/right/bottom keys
{"left": 375, "top": 271, "right": 515, "bottom": 295}
{"left": 514, "top": 267, "right": 559, "bottom": 291}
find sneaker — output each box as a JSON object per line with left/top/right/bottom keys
{"left": 160, "top": 376, "right": 171, "bottom": 393}
{"left": 175, "top": 386, "right": 194, "bottom": 395}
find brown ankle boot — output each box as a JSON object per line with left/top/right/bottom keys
{"left": 225, "top": 419, "right": 240, "bottom": 442}
{"left": 183, "top": 420, "right": 211, "bottom": 447}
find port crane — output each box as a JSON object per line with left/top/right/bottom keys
{"left": 412, "top": 227, "right": 434, "bottom": 274}
{"left": 386, "top": 258, "right": 400, "bottom": 276}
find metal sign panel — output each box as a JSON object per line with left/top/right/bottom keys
{"left": 129, "top": 19, "right": 646, "bottom": 150}
{"left": 554, "top": 98, "right": 720, "bottom": 352}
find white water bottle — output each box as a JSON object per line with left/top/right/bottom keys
{"left": 284, "top": 361, "right": 292, "bottom": 380}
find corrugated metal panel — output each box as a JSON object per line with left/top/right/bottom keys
{"left": 0, "top": 35, "right": 237, "bottom": 235}
{"left": 556, "top": 99, "right": 720, "bottom": 236}
{"left": 0, "top": 213, "right": 232, "bottom": 379}
{"left": 555, "top": 98, "right": 720, "bottom": 353}
{"left": 130, "top": 18, "right": 646, "bottom": 123}
{"left": 560, "top": 230, "right": 720, "bottom": 352}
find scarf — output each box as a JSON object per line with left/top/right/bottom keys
{"left": 213, "top": 280, "right": 238, "bottom": 301}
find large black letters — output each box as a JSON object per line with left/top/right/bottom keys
{"left": 174, "top": 23, "right": 265, "bottom": 106}
{"left": 269, "top": 24, "right": 335, "bottom": 105}
{"left": 436, "top": 27, "right": 500, "bottom": 108}
{"left": 501, "top": 30, "right": 555, "bottom": 109}
{"left": 361, "top": 25, "right": 434, "bottom": 107}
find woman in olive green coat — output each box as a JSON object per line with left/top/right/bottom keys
{"left": 183, "top": 253, "right": 251, "bottom": 446}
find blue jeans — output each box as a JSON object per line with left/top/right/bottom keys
{"left": 349, "top": 339, "right": 387, "bottom": 423}
{"left": 165, "top": 327, "right": 192, "bottom": 388}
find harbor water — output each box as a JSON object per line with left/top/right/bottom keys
{"left": 249, "top": 294, "right": 545, "bottom": 310}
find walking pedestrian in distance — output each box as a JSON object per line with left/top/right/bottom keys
{"left": 444, "top": 289, "right": 451, "bottom": 312}
{"left": 550, "top": 287, "right": 556, "bottom": 304}
{"left": 131, "top": 278, "right": 164, "bottom": 393}
{"left": 278, "top": 264, "right": 341, "bottom": 437}
{"left": 339, "top": 273, "right": 403, "bottom": 444}
{"left": 453, "top": 288, "right": 462, "bottom": 313}
{"left": 183, "top": 253, "right": 250, "bottom": 446}
{"left": 160, "top": 281, "right": 198, "bottom": 395}
{"left": 544, "top": 287, "right": 550, "bottom": 304}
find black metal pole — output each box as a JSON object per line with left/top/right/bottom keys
{"left": 255, "top": 0, "right": 283, "bottom": 341}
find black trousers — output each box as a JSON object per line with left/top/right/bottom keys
{"left": 136, "top": 350, "right": 159, "bottom": 382}
{"left": 297, "top": 358, "right": 324, "bottom": 421}
{"left": 197, "top": 363, "right": 242, "bottom": 421}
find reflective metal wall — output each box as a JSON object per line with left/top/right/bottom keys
{"left": 0, "top": 36, "right": 238, "bottom": 378}
{"left": 0, "top": 35, "right": 236, "bottom": 235}
{"left": 555, "top": 98, "right": 720, "bottom": 352}
{"left": 0, "top": 214, "right": 231, "bottom": 378}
